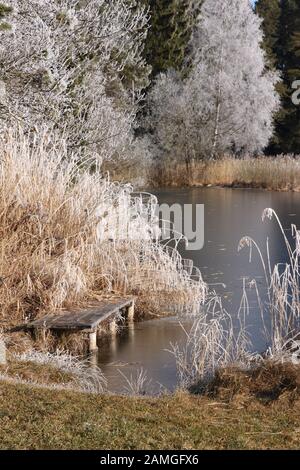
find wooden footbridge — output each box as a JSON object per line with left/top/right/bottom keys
{"left": 27, "top": 297, "right": 135, "bottom": 352}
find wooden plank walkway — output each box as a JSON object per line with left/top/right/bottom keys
{"left": 27, "top": 298, "right": 134, "bottom": 352}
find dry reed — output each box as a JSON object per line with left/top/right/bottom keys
{"left": 150, "top": 155, "right": 300, "bottom": 191}
{"left": 118, "top": 367, "right": 152, "bottom": 396}
{"left": 172, "top": 209, "right": 300, "bottom": 390}
{"left": 0, "top": 127, "right": 206, "bottom": 340}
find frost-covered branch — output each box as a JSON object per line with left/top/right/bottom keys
{"left": 0, "top": 0, "right": 150, "bottom": 162}
{"left": 146, "top": 0, "right": 280, "bottom": 162}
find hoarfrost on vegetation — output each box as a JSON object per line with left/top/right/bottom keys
{"left": 0, "top": 0, "right": 150, "bottom": 163}
{"left": 146, "top": 0, "right": 280, "bottom": 162}
{"left": 12, "top": 349, "right": 107, "bottom": 393}
{"left": 0, "top": 128, "right": 206, "bottom": 325}
{"left": 173, "top": 209, "right": 300, "bottom": 389}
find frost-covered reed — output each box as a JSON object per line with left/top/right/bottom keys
{"left": 170, "top": 296, "right": 255, "bottom": 390}
{"left": 172, "top": 209, "right": 300, "bottom": 390}
{"left": 239, "top": 208, "right": 300, "bottom": 358}
{"left": 118, "top": 367, "right": 151, "bottom": 396}
{"left": 0, "top": 127, "right": 206, "bottom": 332}
{"left": 0, "top": 332, "right": 6, "bottom": 365}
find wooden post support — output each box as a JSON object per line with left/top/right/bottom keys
{"left": 41, "top": 327, "right": 46, "bottom": 343}
{"left": 0, "top": 339, "right": 6, "bottom": 365}
{"left": 89, "top": 352, "right": 98, "bottom": 367}
{"left": 34, "top": 326, "right": 46, "bottom": 344}
{"left": 89, "top": 331, "right": 98, "bottom": 353}
{"left": 110, "top": 319, "right": 117, "bottom": 336}
{"left": 127, "top": 300, "right": 135, "bottom": 322}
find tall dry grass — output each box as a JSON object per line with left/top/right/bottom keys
{"left": 150, "top": 155, "right": 300, "bottom": 191}
{"left": 0, "top": 128, "right": 206, "bottom": 332}
{"left": 170, "top": 296, "right": 254, "bottom": 390}
{"left": 240, "top": 208, "right": 300, "bottom": 358}
{"left": 172, "top": 209, "right": 300, "bottom": 390}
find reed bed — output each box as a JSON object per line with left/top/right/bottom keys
{"left": 170, "top": 297, "right": 255, "bottom": 390}
{"left": 0, "top": 128, "right": 206, "bottom": 338}
{"left": 240, "top": 208, "right": 300, "bottom": 358}
{"left": 172, "top": 209, "right": 300, "bottom": 391}
{"left": 150, "top": 155, "right": 300, "bottom": 191}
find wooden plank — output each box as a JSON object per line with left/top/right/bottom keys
{"left": 27, "top": 298, "right": 134, "bottom": 331}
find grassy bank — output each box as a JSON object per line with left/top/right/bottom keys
{"left": 1, "top": 362, "right": 300, "bottom": 449}
{"left": 148, "top": 155, "right": 300, "bottom": 191}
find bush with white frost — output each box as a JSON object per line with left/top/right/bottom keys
{"left": 14, "top": 349, "right": 107, "bottom": 393}
{"left": 0, "top": 0, "right": 150, "bottom": 162}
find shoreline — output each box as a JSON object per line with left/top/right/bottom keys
{"left": 148, "top": 156, "right": 300, "bottom": 192}
{"left": 106, "top": 155, "right": 300, "bottom": 193}
{"left": 1, "top": 360, "right": 300, "bottom": 449}
{"left": 149, "top": 182, "right": 300, "bottom": 192}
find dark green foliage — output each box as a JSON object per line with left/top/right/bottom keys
{"left": 0, "top": 3, "right": 12, "bottom": 31}
{"left": 256, "top": 0, "right": 281, "bottom": 69}
{"left": 143, "top": 0, "right": 197, "bottom": 78}
{"left": 0, "top": 21, "right": 11, "bottom": 31}
{"left": 256, "top": 0, "right": 300, "bottom": 154}
{"left": 0, "top": 3, "right": 12, "bottom": 18}
{"left": 112, "top": 1, "right": 151, "bottom": 96}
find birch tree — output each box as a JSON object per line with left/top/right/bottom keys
{"left": 0, "top": 0, "right": 150, "bottom": 162}
{"left": 147, "top": 0, "right": 280, "bottom": 161}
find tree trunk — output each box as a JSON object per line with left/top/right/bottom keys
{"left": 211, "top": 47, "right": 223, "bottom": 160}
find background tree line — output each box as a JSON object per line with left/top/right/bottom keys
{"left": 142, "top": 0, "right": 280, "bottom": 163}
{"left": 256, "top": 0, "right": 300, "bottom": 155}
{"left": 0, "top": 0, "right": 298, "bottom": 166}
{"left": 142, "top": 0, "right": 299, "bottom": 157}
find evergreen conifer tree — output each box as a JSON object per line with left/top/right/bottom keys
{"left": 256, "top": 0, "right": 300, "bottom": 153}
{"left": 143, "top": 0, "right": 197, "bottom": 78}
{"left": 0, "top": 3, "right": 12, "bottom": 31}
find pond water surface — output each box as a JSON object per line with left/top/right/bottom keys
{"left": 98, "top": 188, "right": 300, "bottom": 393}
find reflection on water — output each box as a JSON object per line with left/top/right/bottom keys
{"left": 98, "top": 188, "right": 300, "bottom": 393}
{"left": 98, "top": 316, "right": 192, "bottom": 394}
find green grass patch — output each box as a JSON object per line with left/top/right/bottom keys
{"left": 1, "top": 380, "right": 300, "bottom": 449}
